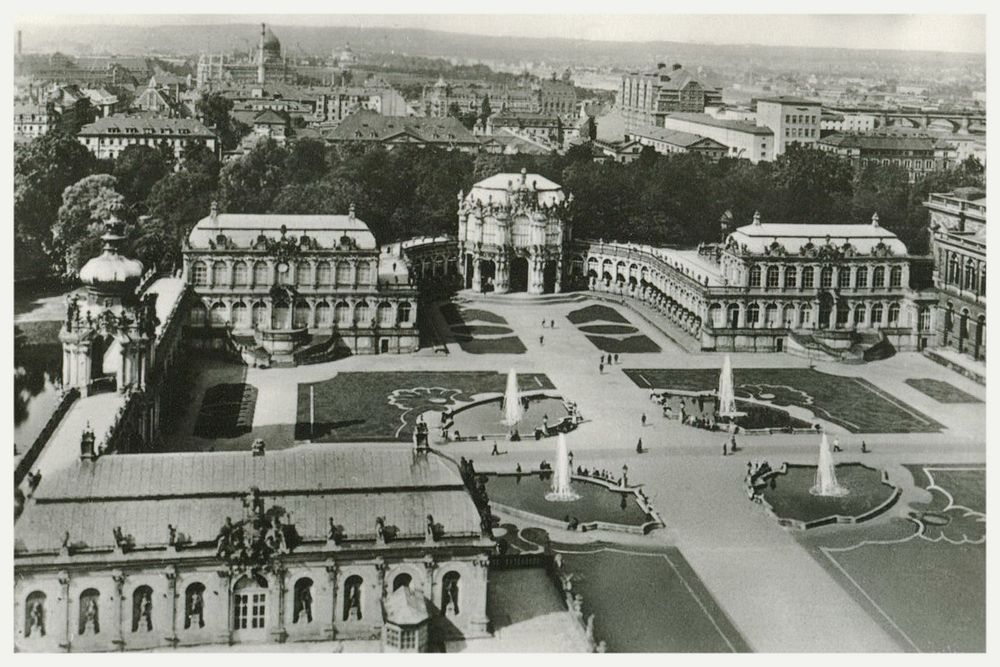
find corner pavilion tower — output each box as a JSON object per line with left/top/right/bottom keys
{"left": 457, "top": 169, "right": 572, "bottom": 295}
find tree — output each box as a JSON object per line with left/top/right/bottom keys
{"left": 272, "top": 178, "right": 367, "bottom": 216}
{"left": 54, "top": 98, "right": 97, "bottom": 136}
{"left": 179, "top": 143, "right": 222, "bottom": 180}
{"left": 284, "top": 138, "right": 329, "bottom": 185}
{"left": 113, "top": 145, "right": 174, "bottom": 211}
{"left": 138, "top": 171, "right": 217, "bottom": 270}
{"left": 768, "top": 144, "right": 854, "bottom": 224}
{"left": 54, "top": 174, "right": 125, "bottom": 277}
{"left": 14, "top": 132, "right": 99, "bottom": 278}
{"left": 480, "top": 94, "right": 492, "bottom": 124}
{"left": 196, "top": 92, "right": 247, "bottom": 150}
{"left": 217, "top": 139, "right": 289, "bottom": 213}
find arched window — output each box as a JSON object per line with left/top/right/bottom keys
{"left": 763, "top": 303, "right": 778, "bottom": 327}
{"left": 801, "top": 267, "right": 815, "bottom": 288}
{"left": 293, "top": 578, "right": 313, "bottom": 624}
{"left": 838, "top": 267, "right": 851, "bottom": 289}
{"left": 960, "top": 308, "right": 970, "bottom": 338}
{"left": 377, "top": 302, "right": 394, "bottom": 327}
{"left": 948, "top": 255, "right": 960, "bottom": 284}
{"left": 296, "top": 262, "right": 312, "bottom": 287}
{"left": 888, "top": 303, "right": 901, "bottom": 326}
{"left": 184, "top": 583, "right": 206, "bottom": 630}
{"left": 209, "top": 302, "right": 227, "bottom": 327}
{"left": 708, "top": 303, "right": 723, "bottom": 328}
{"left": 24, "top": 591, "right": 46, "bottom": 638}
{"left": 231, "top": 302, "right": 249, "bottom": 328}
{"left": 343, "top": 575, "right": 363, "bottom": 621}
{"left": 356, "top": 262, "right": 372, "bottom": 285}
{"left": 315, "top": 301, "right": 332, "bottom": 327}
{"left": 784, "top": 267, "right": 797, "bottom": 289}
{"left": 354, "top": 301, "right": 370, "bottom": 326}
{"left": 783, "top": 304, "right": 797, "bottom": 328}
{"left": 79, "top": 588, "right": 101, "bottom": 635}
{"left": 800, "top": 304, "right": 813, "bottom": 327}
{"left": 251, "top": 302, "right": 267, "bottom": 328}
{"left": 336, "top": 261, "right": 352, "bottom": 285}
{"left": 441, "top": 572, "right": 461, "bottom": 615}
{"left": 392, "top": 573, "right": 413, "bottom": 591}
{"left": 132, "top": 585, "right": 153, "bottom": 633}
{"left": 211, "top": 261, "right": 227, "bottom": 287}
{"left": 253, "top": 261, "right": 270, "bottom": 287}
{"left": 271, "top": 300, "right": 290, "bottom": 329}
{"left": 766, "top": 266, "right": 779, "bottom": 289}
{"left": 854, "top": 304, "right": 865, "bottom": 326}
{"left": 820, "top": 266, "right": 833, "bottom": 288}
{"left": 872, "top": 266, "right": 885, "bottom": 287}
{"left": 727, "top": 303, "right": 740, "bottom": 329}
{"left": 871, "top": 303, "right": 884, "bottom": 326}
{"left": 963, "top": 260, "right": 976, "bottom": 291}
{"left": 316, "top": 261, "right": 332, "bottom": 286}
{"left": 918, "top": 306, "right": 931, "bottom": 331}
{"left": 890, "top": 266, "right": 903, "bottom": 288}
{"left": 188, "top": 300, "right": 208, "bottom": 327}
{"left": 190, "top": 261, "right": 208, "bottom": 287}
{"left": 397, "top": 302, "right": 412, "bottom": 324}
{"left": 232, "top": 261, "right": 248, "bottom": 287}
{"left": 748, "top": 265, "right": 761, "bottom": 288}
{"left": 335, "top": 301, "right": 351, "bottom": 327}
{"left": 746, "top": 303, "right": 760, "bottom": 327}
{"left": 293, "top": 300, "right": 311, "bottom": 329}
{"left": 855, "top": 266, "right": 868, "bottom": 288}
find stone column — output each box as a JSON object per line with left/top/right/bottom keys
{"left": 112, "top": 570, "right": 125, "bottom": 651}
{"left": 164, "top": 565, "right": 178, "bottom": 647}
{"left": 324, "top": 562, "right": 339, "bottom": 640}
{"left": 422, "top": 555, "right": 436, "bottom": 604}
{"left": 828, "top": 299, "right": 838, "bottom": 330}
{"left": 468, "top": 556, "right": 491, "bottom": 637}
{"left": 58, "top": 570, "right": 71, "bottom": 652}
{"left": 472, "top": 256, "right": 482, "bottom": 292}
{"left": 217, "top": 569, "right": 232, "bottom": 646}
{"left": 554, "top": 258, "right": 563, "bottom": 293}
{"left": 494, "top": 256, "right": 509, "bottom": 295}
{"left": 271, "top": 563, "right": 288, "bottom": 643}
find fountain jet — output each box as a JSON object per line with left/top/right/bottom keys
{"left": 810, "top": 433, "right": 848, "bottom": 497}
{"left": 717, "top": 354, "right": 745, "bottom": 420}
{"left": 501, "top": 368, "right": 523, "bottom": 427}
{"left": 546, "top": 434, "right": 580, "bottom": 502}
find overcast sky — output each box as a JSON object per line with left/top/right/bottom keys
{"left": 18, "top": 10, "right": 987, "bottom": 54}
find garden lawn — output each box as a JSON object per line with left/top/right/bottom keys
{"left": 440, "top": 302, "right": 526, "bottom": 354}
{"left": 800, "top": 465, "right": 985, "bottom": 652}
{"left": 624, "top": 368, "right": 942, "bottom": 433}
{"left": 904, "top": 378, "right": 983, "bottom": 404}
{"left": 296, "top": 371, "right": 555, "bottom": 442}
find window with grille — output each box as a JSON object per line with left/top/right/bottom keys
{"left": 838, "top": 268, "right": 851, "bottom": 289}
{"left": 820, "top": 267, "right": 833, "bottom": 288}
{"left": 873, "top": 267, "right": 885, "bottom": 287}
{"left": 784, "top": 267, "right": 797, "bottom": 288}
{"left": 234, "top": 592, "right": 265, "bottom": 630}
{"left": 748, "top": 265, "right": 761, "bottom": 288}
{"left": 890, "top": 266, "right": 903, "bottom": 288}
{"left": 191, "top": 262, "right": 208, "bottom": 286}
{"left": 855, "top": 267, "right": 868, "bottom": 288}
{"left": 766, "top": 266, "right": 779, "bottom": 289}
{"left": 801, "top": 267, "right": 814, "bottom": 288}
{"left": 401, "top": 629, "right": 417, "bottom": 649}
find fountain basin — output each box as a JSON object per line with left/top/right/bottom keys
{"left": 448, "top": 394, "right": 572, "bottom": 440}
{"left": 756, "top": 463, "right": 900, "bottom": 530}
{"left": 484, "top": 472, "right": 661, "bottom": 534}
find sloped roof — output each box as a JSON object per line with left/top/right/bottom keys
{"left": 17, "top": 448, "right": 484, "bottom": 553}
{"left": 628, "top": 124, "right": 725, "bottom": 149}
{"left": 665, "top": 113, "right": 773, "bottom": 136}
{"left": 467, "top": 170, "right": 565, "bottom": 208}
{"left": 728, "top": 220, "right": 908, "bottom": 255}
{"left": 188, "top": 213, "right": 377, "bottom": 250}
{"left": 383, "top": 586, "right": 431, "bottom": 626}
{"left": 819, "top": 133, "right": 951, "bottom": 151}
{"left": 79, "top": 115, "right": 215, "bottom": 137}
{"left": 326, "top": 110, "right": 478, "bottom": 145}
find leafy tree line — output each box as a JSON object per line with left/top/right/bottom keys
{"left": 14, "top": 130, "right": 984, "bottom": 283}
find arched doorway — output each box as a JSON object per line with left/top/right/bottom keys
{"left": 271, "top": 300, "right": 289, "bottom": 329}
{"left": 509, "top": 256, "right": 529, "bottom": 292}
{"left": 90, "top": 334, "right": 114, "bottom": 380}
{"left": 817, "top": 292, "right": 834, "bottom": 329}
{"left": 479, "top": 260, "right": 496, "bottom": 293}
{"left": 542, "top": 260, "right": 558, "bottom": 293}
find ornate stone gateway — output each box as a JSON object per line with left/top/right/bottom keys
{"left": 457, "top": 169, "right": 572, "bottom": 295}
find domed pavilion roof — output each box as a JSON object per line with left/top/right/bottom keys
{"left": 79, "top": 213, "right": 143, "bottom": 289}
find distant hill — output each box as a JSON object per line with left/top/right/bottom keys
{"left": 15, "top": 22, "right": 985, "bottom": 70}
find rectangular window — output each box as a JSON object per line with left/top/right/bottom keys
{"left": 401, "top": 630, "right": 417, "bottom": 649}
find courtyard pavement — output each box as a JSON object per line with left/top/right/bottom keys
{"left": 169, "top": 292, "right": 985, "bottom": 652}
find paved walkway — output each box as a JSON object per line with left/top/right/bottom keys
{"left": 163, "top": 293, "right": 984, "bottom": 652}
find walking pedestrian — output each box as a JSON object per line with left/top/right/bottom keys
{"left": 636, "top": 437, "right": 643, "bottom": 453}
{"left": 641, "top": 413, "right": 647, "bottom": 427}
{"left": 599, "top": 362, "right": 604, "bottom": 374}
{"left": 722, "top": 441, "right": 728, "bottom": 456}
{"left": 491, "top": 441, "right": 500, "bottom": 456}
{"left": 614, "top": 353, "right": 620, "bottom": 364}
{"left": 539, "top": 335, "right": 544, "bottom": 346}
{"left": 550, "top": 319, "right": 555, "bottom": 328}
{"left": 861, "top": 440, "right": 869, "bottom": 453}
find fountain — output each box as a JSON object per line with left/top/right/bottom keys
{"left": 501, "top": 368, "right": 523, "bottom": 427}
{"left": 545, "top": 434, "right": 580, "bottom": 502}
{"left": 810, "top": 433, "right": 849, "bottom": 497}
{"left": 717, "top": 354, "right": 745, "bottom": 419}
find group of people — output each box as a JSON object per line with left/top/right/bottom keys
{"left": 745, "top": 460, "right": 774, "bottom": 500}
{"left": 598, "top": 353, "right": 621, "bottom": 374}
{"left": 576, "top": 466, "right": 624, "bottom": 486}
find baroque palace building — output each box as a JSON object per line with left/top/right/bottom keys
{"left": 14, "top": 447, "right": 495, "bottom": 652}
{"left": 456, "top": 170, "right": 573, "bottom": 294}
{"left": 582, "top": 211, "right": 938, "bottom": 359}
{"left": 181, "top": 204, "right": 418, "bottom": 365}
